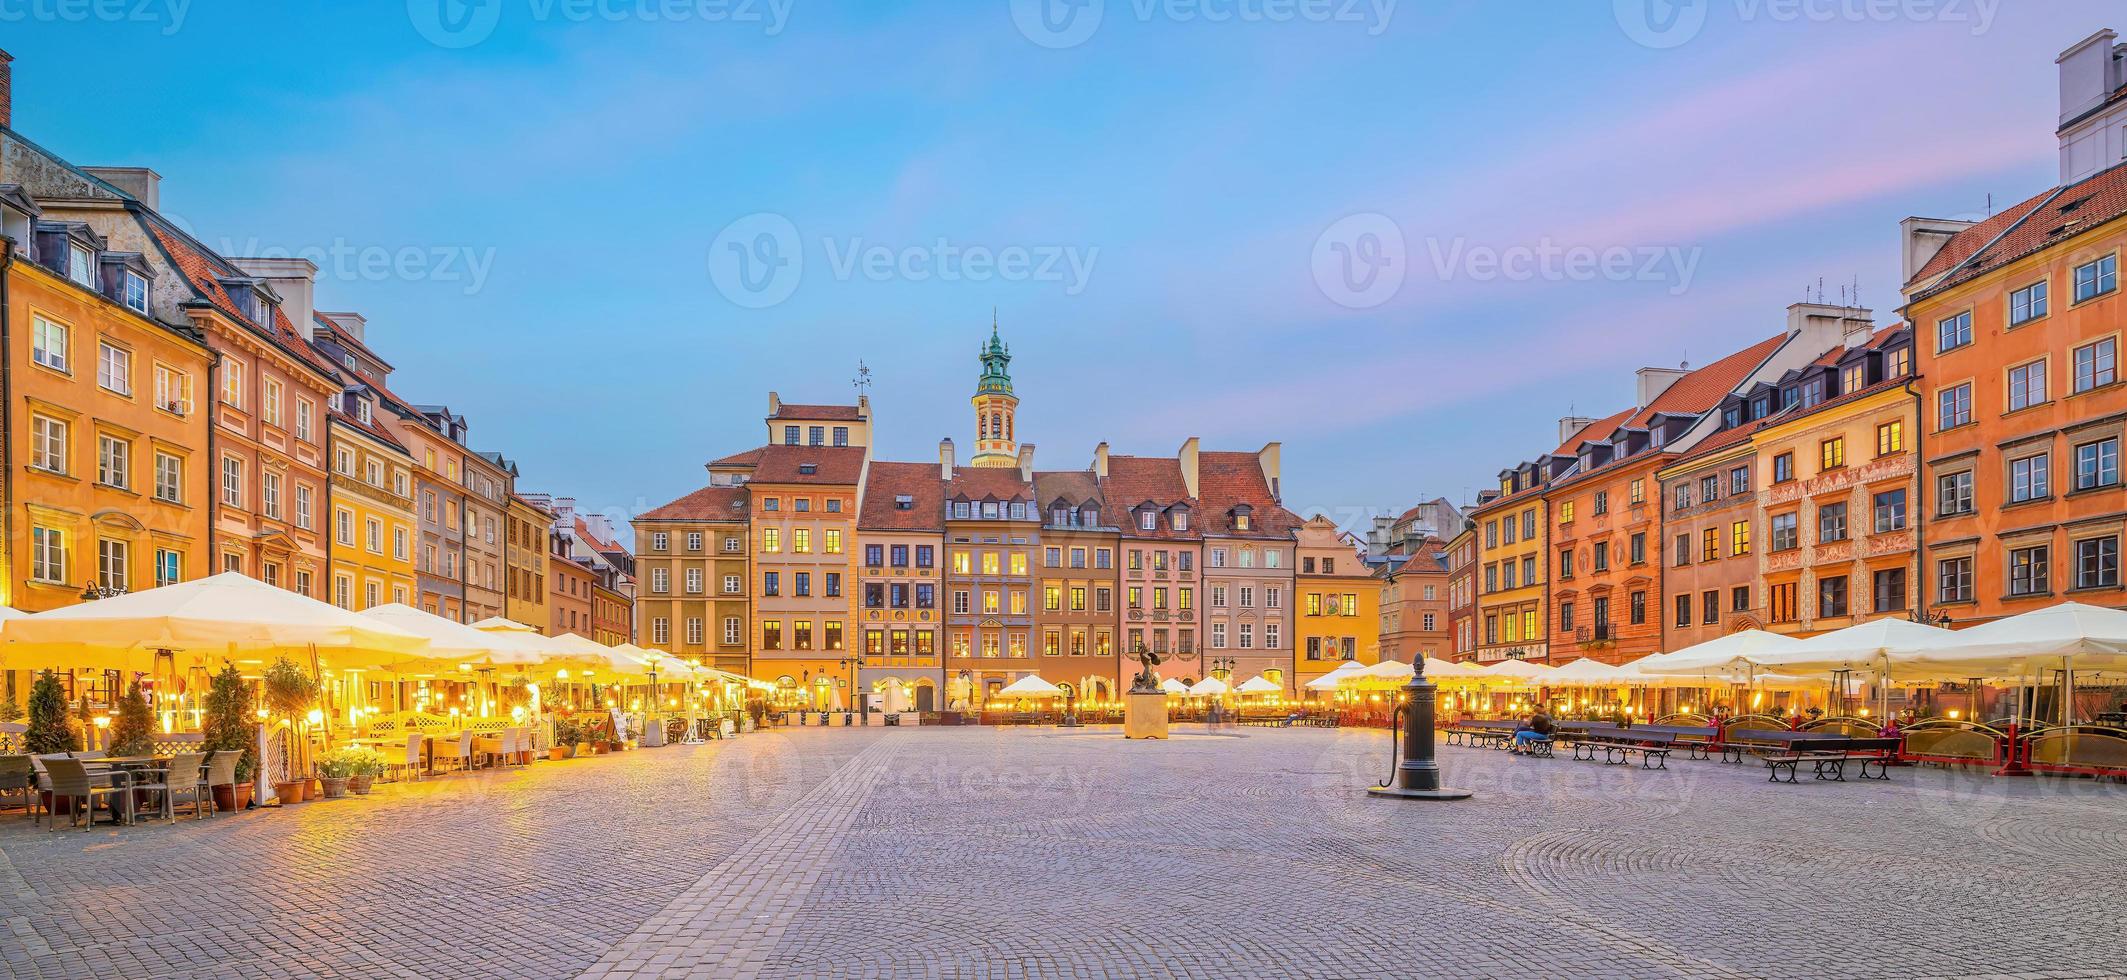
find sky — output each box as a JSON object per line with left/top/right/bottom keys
{"left": 3, "top": 1, "right": 2110, "bottom": 535}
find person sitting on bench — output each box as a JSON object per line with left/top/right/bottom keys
{"left": 1511, "top": 710, "right": 1555, "bottom": 755}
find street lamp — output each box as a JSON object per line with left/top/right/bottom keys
{"left": 642, "top": 649, "right": 663, "bottom": 744}
{"left": 838, "top": 654, "right": 862, "bottom": 723}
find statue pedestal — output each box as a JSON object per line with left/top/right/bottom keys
{"left": 1124, "top": 691, "right": 1169, "bottom": 740}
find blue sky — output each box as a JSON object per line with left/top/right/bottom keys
{"left": 4, "top": 1, "right": 2108, "bottom": 532}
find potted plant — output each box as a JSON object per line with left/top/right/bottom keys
{"left": 315, "top": 748, "right": 366, "bottom": 799}
{"left": 108, "top": 680, "right": 156, "bottom": 757}
{"left": 202, "top": 666, "right": 257, "bottom": 811}
{"left": 352, "top": 749, "right": 386, "bottom": 794}
{"left": 549, "top": 717, "right": 579, "bottom": 761}
{"left": 0, "top": 685, "right": 21, "bottom": 726}
{"left": 24, "top": 671, "right": 81, "bottom": 813}
{"left": 261, "top": 658, "right": 318, "bottom": 803}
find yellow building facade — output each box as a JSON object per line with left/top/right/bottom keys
{"left": 1294, "top": 515, "right": 1378, "bottom": 687}
{"left": 324, "top": 398, "right": 417, "bottom": 610}
{"left": 505, "top": 492, "right": 551, "bottom": 631}
{"left": 1472, "top": 466, "right": 1550, "bottom": 662}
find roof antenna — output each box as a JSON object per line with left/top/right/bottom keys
{"left": 852, "top": 360, "right": 872, "bottom": 398}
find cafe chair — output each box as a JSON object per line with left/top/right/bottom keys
{"left": 0, "top": 756, "right": 33, "bottom": 818}
{"left": 203, "top": 750, "right": 243, "bottom": 815}
{"left": 42, "top": 758, "right": 122, "bottom": 832}
{"left": 146, "top": 752, "right": 211, "bottom": 823}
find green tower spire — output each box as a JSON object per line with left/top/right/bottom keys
{"left": 977, "top": 312, "right": 1012, "bottom": 396}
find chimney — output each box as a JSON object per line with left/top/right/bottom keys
{"left": 1899, "top": 216, "right": 1979, "bottom": 290}
{"left": 229, "top": 256, "right": 318, "bottom": 344}
{"left": 1257, "top": 442, "right": 1282, "bottom": 501}
{"left": 1092, "top": 441, "right": 1109, "bottom": 479}
{"left": 1557, "top": 416, "right": 1599, "bottom": 446}
{"left": 1016, "top": 443, "right": 1036, "bottom": 481}
{"left": 319, "top": 310, "right": 368, "bottom": 344}
{"left": 767, "top": 391, "right": 782, "bottom": 417}
{"left": 1178, "top": 437, "right": 1200, "bottom": 498}
{"left": 939, "top": 438, "right": 955, "bottom": 481}
{"left": 0, "top": 49, "right": 12, "bottom": 131}
{"left": 2057, "top": 30, "right": 2127, "bottom": 182}
{"left": 1786, "top": 302, "right": 1873, "bottom": 356}
{"left": 1635, "top": 365, "right": 1689, "bottom": 408}
{"left": 82, "top": 167, "right": 161, "bottom": 211}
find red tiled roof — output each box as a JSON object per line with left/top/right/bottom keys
{"left": 1552, "top": 408, "right": 1634, "bottom": 456}
{"left": 142, "top": 218, "right": 338, "bottom": 377}
{"left": 1547, "top": 333, "right": 1787, "bottom": 490}
{"left": 770, "top": 403, "right": 864, "bottom": 421}
{"left": 1100, "top": 455, "right": 1199, "bottom": 540}
{"left": 708, "top": 446, "right": 766, "bottom": 469}
{"left": 859, "top": 461, "right": 945, "bottom": 531}
{"left": 944, "top": 467, "right": 1032, "bottom": 502}
{"left": 1033, "top": 470, "right": 1104, "bottom": 509}
{"left": 1911, "top": 161, "right": 2127, "bottom": 294}
{"left": 573, "top": 516, "right": 625, "bottom": 554}
{"left": 640, "top": 485, "right": 749, "bottom": 522}
{"left": 750, "top": 444, "right": 866, "bottom": 485}
{"left": 1198, "top": 451, "right": 1302, "bottom": 539}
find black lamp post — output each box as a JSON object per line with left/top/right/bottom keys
{"left": 1369, "top": 658, "right": 1472, "bottom": 801}
{"left": 838, "top": 654, "right": 863, "bottom": 723}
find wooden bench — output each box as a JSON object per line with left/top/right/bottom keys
{"left": 1565, "top": 728, "right": 1676, "bottom": 770}
{"left": 1755, "top": 737, "right": 1902, "bottom": 783}
{"left": 1445, "top": 722, "right": 1519, "bottom": 749}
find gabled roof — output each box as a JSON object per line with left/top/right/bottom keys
{"left": 770, "top": 403, "right": 864, "bottom": 421}
{"left": 1033, "top": 470, "right": 1105, "bottom": 510}
{"left": 1547, "top": 333, "right": 1787, "bottom": 491}
{"left": 1099, "top": 455, "right": 1200, "bottom": 540}
{"left": 1198, "top": 451, "right": 1302, "bottom": 539}
{"left": 639, "top": 485, "right": 749, "bottom": 523}
{"left": 1911, "top": 160, "right": 2127, "bottom": 295}
{"left": 859, "top": 461, "right": 945, "bottom": 531}
{"left": 944, "top": 467, "right": 1033, "bottom": 503}
{"left": 750, "top": 444, "right": 865, "bottom": 485}
{"left": 708, "top": 446, "right": 767, "bottom": 469}
{"left": 140, "top": 215, "right": 338, "bottom": 379}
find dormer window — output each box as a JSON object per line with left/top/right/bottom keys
{"left": 1231, "top": 505, "right": 1253, "bottom": 532}
{"left": 1081, "top": 506, "right": 1098, "bottom": 526}
{"left": 1172, "top": 511, "right": 1189, "bottom": 531}
{"left": 122, "top": 271, "right": 149, "bottom": 314}
{"left": 67, "top": 242, "right": 94, "bottom": 287}
{"left": 896, "top": 494, "right": 914, "bottom": 510}
{"left": 355, "top": 399, "right": 373, "bottom": 424}
{"left": 343, "top": 353, "right": 356, "bottom": 370}
{"left": 1723, "top": 405, "right": 1742, "bottom": 429}
{"left": 797, "top": 462, "right": 817, "bottom": 475}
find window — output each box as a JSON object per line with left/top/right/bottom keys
{"left": 2010, "top": 453, "right": 2050, "bottom": 503}
{"left": 1818, "top": 502, "right": 1847, "bottom": 543}
{"left": 1629, "top": 533, "right": 1646, "bottom": 565}
{"left": 2075, "top": 337, "right": 2118, "bottom": 392}
{"left": 1817, "top": 575, "right": 1848, "bottom": 618}
{"left": 30, "top": 526, "right": 66, "bottom": 583}
{"left": 1732, "top": 585, "right": 1750, "bottom": 612}
{"left": 1629, "top": 478, "right": 1645, "bottom": 504}
{"left": 153, "top": 452, "right": 183, "bottom": 503}
{"left": 295, "top": 399, "right": 313, "bottom": 442}
{"left": 2009, "top": 545, "right": 2049, "bottom": 597}
{"left": 30, "top": 415, "right": 66, "bottom": 473}
{"left": 1872, "top": 568, "right": 1907, "bottom": 614}
{"left": 393, "top": 526, "right": 409, "bottom": 562}
{"left": 263, "top": 379, "right": 282, "bottom": 427}
{"left": 152, "top": 364, "right": 192, "bottom": 416}
{"left": 2076, "top": 438, "right": 2121, "bottom": 491}
{"left": 1938, "top": 471, "right": 1974, "bottom": 516}
{"left": 2075, "top": 537, "right": 2120, "bottom": 590}
{"left": 1887, "top": 345, "right": 1912, "bottom": 378}
{"left": 1699, "top": 529, "right": 1717, "bottom": 562}
{"left": 1873, "top": 489, "right": 1907, "bottom": 533}
{"left": 2073, "top": 254, "right": 2117, "bottom": 303}
{"left": 261, "top": 471, "right": 281, "bottom": 520}
{"left": 222, "top": 360, "right": 243, "bottom": 407}
{"left": 1876, "top": 421, "right": 1903, "bottom": 456}
{"left": 31, "top": 315, "right": 68, "bottom": 372}
{"left": 1938, "top": 383, "right": 1972, "bottom": 429}
{"left": 294, "top": 484, "right": 314, "bottom": 529}
{"left": 1936, "top": 310, "right": 1971, "bottom": 352}
{"left": 1938, "top": 556, "right": 1973, "bottom": 604}
{"left": 1772, "top": 452, "right": 1794, "bottom": 483}
{"left": 97, "top": 342, "right": 132, "bottom": 395}
{"left": 1770, "top": 512, "right": 1798, "bottom": 551}
{"left": 365, "top": 518, "right": 382, "bottom": 554}
{"left": 89, "top": 435, "right": 132, "bottom": 490}
{"left": 221, "top": 456, "right": 243, "bottom": 507}
{"left": 2010, "top": 280, "right": 2049, "bottom": 325}
{"left": 155, "top": 548, "right": 182, "bottom": 587}
{"left": 653, "top": 532, "right": 671, "bottom": 552}
{"left": 1731, "top": 520, "right": 1751, "bottom": 555}
{"left": 2008, "top": 360, "right": 2048, "bottom": 411}
{"left": 1676, "top": 533, "right": 1693, "bottom": 566}
{"left": 1629, "top": 590, "right": 1646, "bottom": 625}
{"left": 1702, "top": 590, "right": 1719, "bottom": 625}
{"left": 1674, "top": 593, "right": 1691, "bottom": 628}
{"left": 760, "top": 528, "right": 780, "bottom": 553}
{"left": 1820, "top": 437, "right": 1845, "bottom": 471}
{"left": 1592, "top": 541, "right": 1609, "bottom": 572}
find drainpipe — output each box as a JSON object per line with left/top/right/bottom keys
{"left": 1, "top": 236, "right": 15, "bottom": 608}
{"left": 1905, "top": 374, "right": 1926, "bottom": 625}
{"left": 205, "top": 348, "right": 221, "bottom": 575}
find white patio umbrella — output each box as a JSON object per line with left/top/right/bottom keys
{"left": 1470, "top": 658, "right": 1554, "bottom": 683}
{"left": 1158, "top": 677, "right": 1190, "bottom": 695}
{"left": 1235, "top": 675, "right": 1282, "bottom": 695}
{"left": 1545, "top": 657, "right": 1633, "bottom": 684}
{"left": 1751, "top": 618, "right": 1959, "bottom": 718}
{"left": 1187, "top": 677, "right": 1230, "bottom": 697}
{"left": 1305, "top": 660, "right": 1368, "bottom": 690}
{"left": 1637, "top": 629, "right": 1804, "bottom": 674}
{"left": 1424, "top": 657, "right": 1483, "bottom": 678}
{"left": 0, "top": 572, "right": 429, "bottom": 672}
{"left": 1915, "top": 602, "right": 2127, "bottom": 728}
{"left": 362, "top": 603, "right": 546, "bottom": 669}
{"left": 995, "top": 675, "right": 1065, "bottom": 698}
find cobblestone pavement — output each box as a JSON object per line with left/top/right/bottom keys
{"left": 5, "top": 727, "right": 2126, "bottom": 979}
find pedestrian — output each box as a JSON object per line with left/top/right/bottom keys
{"left": 1511, "top": 709, "right": 1555, "bottom": 755}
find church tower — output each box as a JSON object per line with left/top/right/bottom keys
{"left": 970, "top": 318, "right": 1019, "bottom": 468}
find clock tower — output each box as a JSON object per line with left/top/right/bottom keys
{"left": 970, "top": 318, "right": 1019, "bottom": 468}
